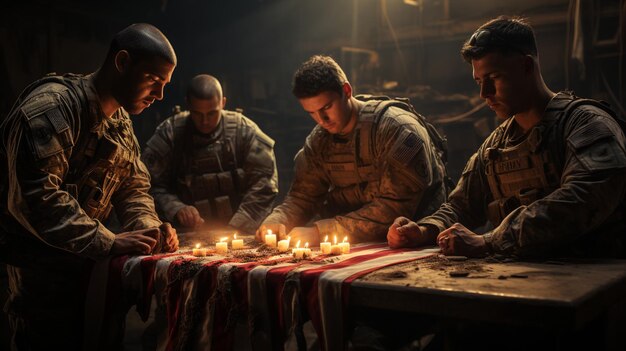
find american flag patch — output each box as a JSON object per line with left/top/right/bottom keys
{"left": 392, "top": 131, "right": 423, "bottom": 165}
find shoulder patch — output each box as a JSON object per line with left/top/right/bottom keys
{"left": 391, "top": 129, "right": 424, "bottom": 166}
{"left": 26, "top": 107, "right": 73, "bottom": 160}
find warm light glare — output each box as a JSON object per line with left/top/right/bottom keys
{"left": 220, "top": 237, "right": 227, "bottom": 242}
{"left": 195, "top": 243, "right": 201, "bottom": 249}
{"left": 305, "top": 242, "right": 309, "bottom": 248}
{"left": 334, "top": 235, "right": 338, "bottom": 245}
{"left": 343, "top": 236, "right": 348, "bottom": 243}
{"left": 268, "top": 229, "right": 273, "bottom": 235}
{"left": 234, "top": 233, "right": 237, "bottom": 240}
{"left": 324, "top": 235, "right": 328, "bottom": 242}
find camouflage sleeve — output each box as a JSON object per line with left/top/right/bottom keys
{"left": 417, "top": 151, "right": 491, "bottom": 233}
{"left": 483, "top": 108, "right": 626, "bottom": 256}
{"left": 140, "top": 119, "right": 187, "bottom": 222}
{"left": 6, "top": 90, "right": 115, "bottom": 260}
{"left": 333, "top": 111, "right": 438, "bottom": 242}
{"left": 262, "top": 137, "right": 329, "bottom": 232}
{"left": 228, "top": 125, "right": 279, "bottom": 234}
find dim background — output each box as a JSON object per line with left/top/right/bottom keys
{"left": 0, "top": 0, "right": 625, "bottom": 346}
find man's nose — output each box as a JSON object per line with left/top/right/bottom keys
{"left": 480, "top": 82, "right": 494, "bottom": 99}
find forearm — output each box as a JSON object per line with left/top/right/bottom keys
{"left": 230, "top": 173, "right": 278, "bottom": 234}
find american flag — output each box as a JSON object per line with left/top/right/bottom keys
{"left": 93, "top": 243, "right": 437, "bottom": 350}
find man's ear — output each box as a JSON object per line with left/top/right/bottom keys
{"left": 342, "top": 82, "right": 353, "bottom": 99}
{"left": 114, "top": 50, "right": 131, "bottom": 74}
{"left": 221, "top": 96, "right": 227, "bottom": 108}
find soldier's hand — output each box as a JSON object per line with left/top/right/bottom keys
{"left": 176, "top": 206, "right": 205, "bottom": 228}
{"left": 288, "top": 226, "right": 320, "bottom": 246}
{"left": 111, "top": 228, "right": 159, "bottom": 256}
{"left": 256, "top": 223, "right": 287, "bottom": 242}
{"left": 437, "top": 223, "right": 487, "bottom": 257}
{"left": 387, "top": 217, "right": 434, "bottom": 249}
{"left": 159, "top": 223, "right": 179, "bottom": 253}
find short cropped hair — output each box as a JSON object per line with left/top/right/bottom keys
{"left": 107, "top": 23, "right": 177, "bottom": 65}
{"left": 461, "top": 16, "right": 537, "bottom": 63}
{"left": 186, "top": 74, "right": 223, "bottom": 100}
{"left": 292, "top": 55, "right": 348, "bottom": 98}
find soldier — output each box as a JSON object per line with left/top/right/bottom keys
{"left": 0, "top": 23, "right": 180, "bottom": 350}
{"left": 141, "top": 74, "right": 278, "bottom": 234}
{"left": 258, "top": 55, "right": 449, "bottom": 244}
{"left": 388, "top": 16, "right": 626, "bottom": 258}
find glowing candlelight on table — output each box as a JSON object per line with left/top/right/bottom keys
{"left": 265, "top": 229, "right": 277, "bottom": 248}
{"left": 320, "top": 235, "right": 331, "bottom": 254}
{"left": 303, "top": 242, "right": 312, "bottom": 258}
{"left": 277, "top": 236, "right": 290, "bottom": 252}
{"left": 231, "top": 233, "right": 244, "bottom": 250}
{"left": 339, "top": 236, "right": 350, "bottom": 254}
{"left": 330, "top": 235, "right": 342, "bottom": 255}
{"left": 292, "top": 240, "right": 304, "bottom": 259}
{"left": 216, "top": 237, "right": 228, "bottom": 254}
{"left": 192, "top": 243, "right": 207, "bottom": 257}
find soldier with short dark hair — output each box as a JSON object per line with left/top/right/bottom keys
{"left": 388, "top": 16, "right": 626, "bottom": 258}
{"left": 258, "top": 55, "right": 449, "bottom": 244}
{"left": 0, "top": 23, "right": 180, "bottom": 349}
{"left": 141, "top": 74, "right": 278, "bottom": 234}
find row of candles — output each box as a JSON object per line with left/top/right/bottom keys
{"left": 192, "top": 231, "right": 351, "bottom": 257}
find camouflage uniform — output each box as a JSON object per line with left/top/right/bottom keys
{"left": 141, "top": 110, "right": 278, "bottom": 234}
{"left": 263, "top": 97, "right": 449, "bottom": 242}
{"left": 0, "top": 73, "right": 162, "bottom": 349}
{"left": 419, "top": 92, "right": 626, "bottom": 257}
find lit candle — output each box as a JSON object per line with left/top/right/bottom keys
{"left": 292, "top": 240, "right": 304, "bottom": 259}
{"left": 265, "top": 229, "right": 277, "bottom": 248}
{"left": 277, "top": 236, "right": 290, "bottom": 252}
{"left": 330, "top": 235, "right": 342, "bottom": 255}
{"left": 303, "top": 242, "right": 312, "bottom": 258}
{"left": 192, "top": 243, "right": 207, "bottom": 257}
{"left": 231, "top": 233, "right": 244, "bottom": 250}
{"left": 216, "top": 237, "right": 228, "bottom": 255}
{"left": 320, "top": 235, "right": 331, "bottom": 255}
{"left": 339, "top": 236, "right": 350, "bottom": 254}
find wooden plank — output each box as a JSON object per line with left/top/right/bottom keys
{"left": 350, "top": 257, "right": 626, "bottom": 329}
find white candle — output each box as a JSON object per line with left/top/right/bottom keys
{"left": 320, "top": 235, "right": 331, "bottom": 254}
{"left": 292, "top": 240, "right": 303, "bottom": 259}
{"left": 216, "top": 237, "right": 228, "bottom": 255}
{"left": 265, "top": 229, "right": 277, "bottom": 248}
{"left": 192, "top": 243, "right": 207, "bottom": 257}
{"left": 339, "top": 236, "right": 350, "bottom": 254}
{"left": 277, "top": 236, "right": 290, "bottom": 252}
{"left": 330, "top": 245, "right": 343, "bottom": 255}
{"left": 231, "top": 233, "right": 244, "bottom": 250}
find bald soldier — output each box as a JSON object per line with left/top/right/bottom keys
{"left": 142, "top": 74, "right": 278, "bottom": 234}
{"left": 258, "top": 55, "right": 449, "bottom": 244}
{"left": 0, "top": 23, "right": 179, "bottom": 349}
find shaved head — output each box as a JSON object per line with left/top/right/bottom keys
{"left": 107, "top": 23, "right": 177, "bottom": 65}
{"left": 186, "top": 74, "right": 223, "bottom": 100}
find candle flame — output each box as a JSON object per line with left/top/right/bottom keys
{"left": 287, "top": 236, "right": 291, "bottom": 242}
{"left": 267, "top": 229, "right": 273, "bottom": 235}
{"left": 220, "top": 237, "right": 227, "bottom": 242}
{"left": 295, "top": 240, "right": 301, "bottom": 248}
{"left": 234, "top": 233, "right": 237, "bottom": 240}
{"left": 324, "top": 235, "right": 328, "bottom": 242}
{"left": 334, "top": 235, "right": 337, "bottom": 245}
{"left": 343, "top": 236, "right": 348, "bottom": 243}
{"left": 305, "top": 242, "right": 309, "bottom": 248}
{"left": 195, "top": 243, "right": 201, "bottom": 249}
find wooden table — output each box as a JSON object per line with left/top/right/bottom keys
{"left": 351, "top": 256, "right": 626, "bottom": 350}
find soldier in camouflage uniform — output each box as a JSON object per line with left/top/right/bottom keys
{"left": 141, "top": 74, "right": 278, "bottom": 234}
{"left": 388, "top": 17, "right": 626, "bottom": 258}
{"left": 258, "top": 55, "right": 449, "bottom": 244}
{"left": 0, "top": 24, "right": 180, "bottom": 350}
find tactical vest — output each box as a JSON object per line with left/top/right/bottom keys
{"left": 173, "top": 110, "right": 246, "bottom": 222}
{"left": 8, "top": 73, "right": 137, "bottom": 222}
{"left": 322, "top": 95, "right": 450, "bottom": 214}
{"left": 485, "top": 91, "right": 624, "bottom": 226}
